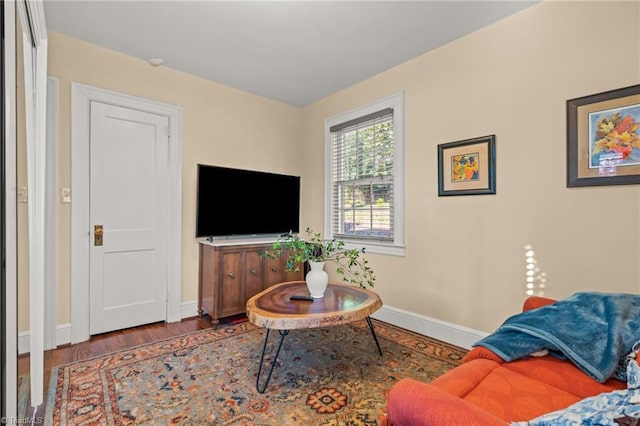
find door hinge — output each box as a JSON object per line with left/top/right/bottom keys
{"left": 165, "top": 126, "right": 171, "bottom": 137}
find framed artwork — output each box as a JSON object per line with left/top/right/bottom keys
{"left": 438, "top": 135, "right": 496, "bottom": 196}
{"left": 567, "top": 84, "right": 640, "bottom": 187}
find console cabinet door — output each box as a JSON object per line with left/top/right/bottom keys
{"left": 244, "top": 250, "right": 265, "bottom": 304}
{"left": 265, "top": 257, "right": 282, "bottom": 287}
{"left": 219, "top": 252, "right": 243, "bottom": 317}
{"left": 266, "top": 249, "right": 303, "bottom": 286}
{"left": 284, "top": 249, "right": 304, "bottom": 282}
{"left": 199, "top": 244, "right": 217, "bottom": 319}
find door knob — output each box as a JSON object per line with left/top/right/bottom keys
{"left": 94, "top": 225, "right": 103, "bottom": 246}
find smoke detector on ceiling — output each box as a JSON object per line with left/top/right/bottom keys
{"left": 147, "top": 58, "right": 164, "bottom": 67}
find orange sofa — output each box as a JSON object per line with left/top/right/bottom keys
{"left": 380, "top": 296, "right": 634, "bottom": 425}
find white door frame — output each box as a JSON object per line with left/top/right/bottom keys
{"left": 3, "top": 0, "right": 17, "bottom": 417}
{"left": 71, "top": 83, "right": 183, "bottom": 344}
{"left": 18, "top": 0, "right": 48, "bottom": 407}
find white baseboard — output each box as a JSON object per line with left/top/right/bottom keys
{"left": 18, "top": 323, "right": 71, "bottom": 355}
{"left": 56, "top": 322, "right": 71, "bottom": 346}
{"left": 18, "top": 331, "right": 27, "bottom": 354}
{"left": 17, "top": 303, "right": 486, "bottom": 354}
{"left": 371, "top": 305, "right": 488, "bottom": 349}
{"left": 181, "top": 300, "right": 199, "bottom": 319}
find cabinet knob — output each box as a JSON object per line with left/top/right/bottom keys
{"left": 251, "top": 269, "right": 258, "bottom": 275}
{"left": 271, "top": 266, "right": 279, "bottom": 273}
{"left": 227, "top": 271, "right": 236, "bottom": 279}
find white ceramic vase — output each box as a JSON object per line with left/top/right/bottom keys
{"left": 306, "top": 260, "right": 329, "bottom": 298}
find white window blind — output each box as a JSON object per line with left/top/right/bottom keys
{"left": 330, "top": 108, "right": 394, "bottom": 241}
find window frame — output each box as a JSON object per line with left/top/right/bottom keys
{"left": 324, "top": 92, "right": 405, "bottom": 256}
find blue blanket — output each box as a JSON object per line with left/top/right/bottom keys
{"left": 474, "top": 292, "right": 640, "bottom": 383}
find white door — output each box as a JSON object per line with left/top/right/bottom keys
{"left": 89, "top": 101, "right": 169, "bottom": 335}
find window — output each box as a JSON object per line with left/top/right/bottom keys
{"left": 324, "top": 92, "right": 404, "bottom": 256}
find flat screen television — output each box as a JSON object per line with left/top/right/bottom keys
{"left": 196, "top": 164, "right": 300, "bottom": 238}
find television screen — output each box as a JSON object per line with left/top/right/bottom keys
{"left": 196, "top": 164, "right": 300, "bottom": 238}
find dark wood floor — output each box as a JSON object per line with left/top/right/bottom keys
{"left": 18, "top": 316, "right": 216, "bottom": 376}
{"left": 17, "top": 315, "right": 217, "bottom": 418}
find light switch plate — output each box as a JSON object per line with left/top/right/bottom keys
{"left": 61, "top": 187, "right": 71, "bottom": 203}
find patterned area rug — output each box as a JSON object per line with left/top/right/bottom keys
{"left": 44, "top": 320, "right": 466, "bottom": 425}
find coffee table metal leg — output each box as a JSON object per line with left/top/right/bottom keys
{"left": 256, "top": 328, "right": 289, "bottom": 394}
{"left": 366, "top": 317, "right": 383, "bottom": 356}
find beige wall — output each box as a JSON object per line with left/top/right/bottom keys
{"left": 301, "top": 1, "right": 640, "bottom": 332}
{"left": 17, "top": 1, "right": 640, "bottom": 335}
{"left": 18, "top": 32, "right": 303, "bottom": 331}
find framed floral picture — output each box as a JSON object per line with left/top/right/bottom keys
{"left": 438, "top": 135, "right": 496, "bottom": 196}
{"left": 567, "top": 84, "right": 640, "bottom": 187}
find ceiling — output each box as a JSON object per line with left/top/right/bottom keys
{"left": 43, "top": 1, "right": 537, "bottom": 107}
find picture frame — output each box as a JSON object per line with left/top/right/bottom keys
{"left": 567, "top": 84, "right": 640, "bottom": 187}
{"left": 438, "top": 135, "right": 496, "bottom": 196}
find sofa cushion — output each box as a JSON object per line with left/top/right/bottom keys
{"left": 384, "top": 378, "right": 508, "bottom": 426}
{"left": 446, "top": 362, "right": 583, "bottom": 422}
{"left": 429, "top": 357, "right": 626, "bottom": 422}
{"left": 503, "top": 356, "right": 626, "bottom": 399}
{"left": 513, "top": 358, "right": 640, "bottom": 426}
{"left": 430, "top": 359, "right": 502, "bottom": 396}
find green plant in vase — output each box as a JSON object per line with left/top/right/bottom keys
{"left": 261, "top": 227, "right": 375, "bottom": 290}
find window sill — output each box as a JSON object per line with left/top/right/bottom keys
{"left": 341, "top": 240, "right": 405, "bottom": 257}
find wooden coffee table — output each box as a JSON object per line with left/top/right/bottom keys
{"left": 246, "top": 281, "right": 383, "bottom": 393}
